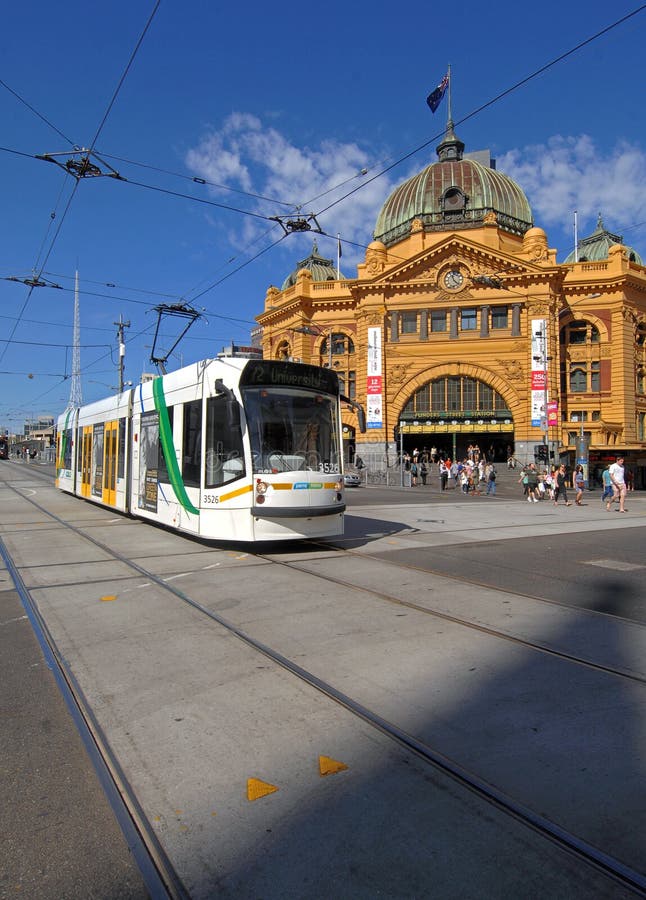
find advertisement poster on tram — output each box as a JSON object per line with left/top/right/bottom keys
{"left": 367, "top": 327, "right": 383, "bottom": 429}
{"left": 139, "top": 411, "right": 159, "bottom": 512}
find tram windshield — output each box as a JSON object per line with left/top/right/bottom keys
{"left": 243, "top": 387, "right": 341, "bottom": 475}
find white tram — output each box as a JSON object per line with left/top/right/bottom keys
{"left": 56, "top": 358, "right": 364, "bottom": 542}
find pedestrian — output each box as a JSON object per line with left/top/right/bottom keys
{"left": 439, "top": 460, "right": 449, "bottom": 491}
{"left": 553, "top": 464, "right": 571, "bottom": 506}
{"left": 606, "top": 456, "right": 627, "bottom": 513}
{"left": 573, "top": 464, "right": 585, "bottom": 505}
{"left": 486, "top": 464, "right": 496, "bottom": 496}
{"left": 420, "top": 459, "right": 428, "bottom": 485}
{"left": 525, "top": 463, "right": 539, "bottom": 502}
{"left": 410, "top": 459, "right": 418, "bottom": 486}
{"left": 601, "top": 466, "right": 613, "bottom": 505}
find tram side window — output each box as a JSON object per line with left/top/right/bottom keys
{"left": 61, "top": 428, "right": 73, "bottom": 469}
{"left": 92, "top": 424, "right": 104, "bottom": 497}
{"left": 118, "top": 417, "right": 127, "bottom": 479}
{"left": 205, "top": 396, "right": 245, "bottom": 488}
{"left": 182, "top": 400, "right": 202, "bottom": 488}
{"left": 157, "top": 407, "right": 174, "bottom": 483}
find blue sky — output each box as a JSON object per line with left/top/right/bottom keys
{"left": 2, "top": 1, "right": 645, "bottom": 431}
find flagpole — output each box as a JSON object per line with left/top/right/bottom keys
{"left": 337, "top": 233, "right": 341, "bottom": 279}
{"left": 447, "top": 63, "right": 452, "bottom": 123}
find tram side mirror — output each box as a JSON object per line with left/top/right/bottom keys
{"left": 341, "top": 396, "right": 367, "bottom": 433}
{"left": 214, "top": 379, "right": 241, "bottom": 430}
{"left": 356, "top": 406, "right": 366, "bottom": 433}
{"left": 226, "top": 399, "right": 240, "bottom": 431}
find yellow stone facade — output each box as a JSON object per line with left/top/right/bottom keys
{"left": 256, "top": 199, "right": 646, "bottom": 486}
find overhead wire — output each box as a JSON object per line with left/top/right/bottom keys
{"left": 0, "top": 1, "right": 162, "bottom": 369}
{"left": 118, "top": 176, "right": 283, "bottom": 223}
{"left": 0, "top": 78, "right": 77, "bottom": 146}
{"left": 314, "top": 5, "right": 646, "bottom": 218}
{"left": 96, "top": 151, "right": 298, "bottom": 208}
{"left": 0, "top": 278, "right": 256, "bottom": 326}
{"left": 2, "top": 4, "right": 645, "bottom": 409}
{"left": 85, "top": 1, "right": 161, "bottom": 155}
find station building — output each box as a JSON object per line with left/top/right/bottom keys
{"left": 256, "top": 120, "right": 646, "bottom": 486}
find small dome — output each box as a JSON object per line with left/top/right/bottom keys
{"left": 281, "top": 240, "right": 345, "bottom": 289}
{"left": 374, "top": 122, "right": 533, "bottom": 246}
{"left": 564, "top": 214, "right": 643, "bottom": 265}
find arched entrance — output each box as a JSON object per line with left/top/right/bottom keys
{"left": 397, "top": 375, "right": 514, "bottom": 462}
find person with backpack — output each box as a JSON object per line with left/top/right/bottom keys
{"left": 486, "top": 464, "right": 497, "bottom": 496}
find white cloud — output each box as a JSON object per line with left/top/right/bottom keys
{"left": 186, "top": 118, "right": 646, "bottom": 272}
{"left": 498, "top": 135, "right": 646, "bottom": 241}
{"left": 185, "top": 113, "right": 402, "bottom": 269}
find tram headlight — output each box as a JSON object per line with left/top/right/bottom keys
{"left": 255, "top": 479, "right": 268, "bottom": 500}
{"left": 334, "top": 479, "right": 343, "bottom": 492}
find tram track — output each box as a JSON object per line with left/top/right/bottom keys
{"left": 1, "top": 475, "right": 646, "bottom": 895}
{"left": 0, "top": 527, "right": 190, "bottom": 900}
{"left": 10, "top": 465, "right": 645, "bottom": 682}
{"left": 277, "top": 542, "right": 646, "bottom": 684}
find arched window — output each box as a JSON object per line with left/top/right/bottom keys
{"left": 275, "top": 340, "right": 291, "bottom": 360}
{"left": 402, "top": 376, "right": 508, "bottom": 417}
{"left": 560, "top": 319, "right": 600, "bottom": 345}
{"left": 441, "top": 186, "right": 466, "bottom": 214}
{"left": 320, "top": 333, "right": 355, "bottom": 394}
{"left": 321, "top": 333, "right": 355, "bottom": 357}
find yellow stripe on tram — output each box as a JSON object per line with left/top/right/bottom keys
{"left": 219, "top": 484, "right": 254, "bottom": 503}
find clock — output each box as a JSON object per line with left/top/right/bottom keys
{"left": 443, "top": 269, "right": 464, "bottom": 290}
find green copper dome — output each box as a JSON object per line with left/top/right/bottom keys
{"left": 374, "top": 122, "right": 533, "bottom": 246}
{"left": 281, "top": 240, "right": 345, "bottom": 289}
{"left": 564, "top": 214, "right": 643, "bottom": 265}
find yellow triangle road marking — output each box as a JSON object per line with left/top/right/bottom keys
{"left": 247, "top": 778, "right": 279, "bottom": 801}
{"left": 319, "top": 755, "right": 348, "bottom": 777}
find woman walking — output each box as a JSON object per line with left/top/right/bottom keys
{"left": 553, "top": 464, "right": 571, "bottom": 506}
{"left": 573, "top": 464, "right": 585, "bottom": 505}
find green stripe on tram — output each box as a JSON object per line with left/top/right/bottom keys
{"left": 152, "top": 377, "right": 200, "bottom": 516}
{"left": 57, "top": 409, "right": 72, "bottom": 470}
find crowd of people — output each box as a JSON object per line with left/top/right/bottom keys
{"left": 402, "top": 445, "right": 499, "bottom": 495}
{"left": 515, "top": 457, "right": 629, "bottom": 510}
{"left": 399, "top": 447, "right": 631, "bottom": 510}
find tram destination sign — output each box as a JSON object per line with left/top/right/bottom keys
{"left": 241, "top": 359, "right": 339, "bottom": 394}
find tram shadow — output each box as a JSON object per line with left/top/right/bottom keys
{"left": 332, "top": 512, "right": 422, "bottom": 548}
{"left": 210, "top": 568, "right": 644, "bottom": 898}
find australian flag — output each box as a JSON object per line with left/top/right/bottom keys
{"left": 426, "top": 73, "right": 449, "bottom": 113}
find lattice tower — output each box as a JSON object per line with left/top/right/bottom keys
{"left": 67, "top": 270, "right": 82, "bottom": 408}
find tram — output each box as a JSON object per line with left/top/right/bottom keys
{"left": 56, "top": 357, "right": 364, "bottom": 542}
{"left": 0, "top": 436, "right": 9, "bottom": 460}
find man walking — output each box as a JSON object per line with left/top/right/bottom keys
{"left": 607, "top": 456, "right": 627, "bottom": 513}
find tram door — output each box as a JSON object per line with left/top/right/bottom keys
{"left": 102, "top": 420, "right": 118, "bottom": 506}
{"left": 80, "top": 427, "right": 93, "bottom": 498}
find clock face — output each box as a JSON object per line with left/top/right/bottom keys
{"left": 443, "top": 269, "right": 464, "bottom": 290}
